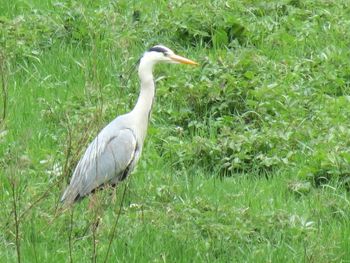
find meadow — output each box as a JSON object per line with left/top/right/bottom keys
{"left": 1, "top": 0, "right": 350, "bottom": 262}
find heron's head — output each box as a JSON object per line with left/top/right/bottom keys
{"left": 142, "top": 45, "right": 198, "bottom": 66}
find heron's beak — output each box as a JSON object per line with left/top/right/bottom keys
{"left": 169, "top": 54, "right": 198, "bottom": 65}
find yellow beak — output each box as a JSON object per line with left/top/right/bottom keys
{"left": 169, "top": 54, "right": 198, "bottom": 65}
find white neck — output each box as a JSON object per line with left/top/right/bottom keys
{"left": 132, "top": 56, "right": 156, "bottom": 122}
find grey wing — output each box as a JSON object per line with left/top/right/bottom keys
{"left": 61, "top": 128, "right": 137, "bottom": 205}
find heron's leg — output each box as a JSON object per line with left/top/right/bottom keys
{"left": 110, "top": 183, "right": 118, "bottom": 204}
{"left": 88, "top": 192, "right": 98, "bottom": 210}
{"left": 87, "top": 194, "right": 102, "bottom": 235}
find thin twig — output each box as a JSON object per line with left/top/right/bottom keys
{"left": 19, "top": 179, "right": 61, "bottom": 222}
{"left": 38, "top": 113, "right": 95, "bottom": 221}
{"left": 18, "top": 114, "right": 72, "bottom": 223}
{"left": 92, "top": 226, "right": 97, "bottom": 263}
{"left": 0, "top": 177, "right": 62, "bottom": 236}
{"left": 62, "top": 113, "right": 73, "bottom": 183}
{"left": 103, "top": 183, "right": 128, "bottom": 263}
{"left": 53, "top": 113, "right": 74, "bottom": 214}
{"left": 10, "top": 178, "right": 21, "bottom": 263}
{"left": 90, "top": 194, "right": 101, "bottom": 263}
{"left": 68, "top": 208, "right": 74, "bottom": 263}
{"left": 91, "top": 215, "right": 100, "bottom": 263}
{"left": 16, "top": 112, "right": 106, "bottom": 229}
{"left": 0, "top": 52, "right": 8, "bottom": 123}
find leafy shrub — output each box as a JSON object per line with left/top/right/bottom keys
{"left": 2, "top": 0, "right": 350, "bottom": 181}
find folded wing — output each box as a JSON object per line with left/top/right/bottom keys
{"left": 61, "top": 128, "right": 137, "bottom": 205}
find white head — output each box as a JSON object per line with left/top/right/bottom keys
{"left": 138, "top": 45, "right": 198, "bottom": 82}
{"left": 141, "top": 45, "right": 198, "bottom": 66}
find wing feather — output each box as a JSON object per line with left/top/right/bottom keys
{"left": 61, "top": 128, "right": 137, "bottom": 205}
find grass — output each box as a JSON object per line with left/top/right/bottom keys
{"left": 1, "top": 0, "right": 350, "bottom": 262}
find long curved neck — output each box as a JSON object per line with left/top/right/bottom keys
{"left": 132, "top": 57, "right": 156, "bottom": 122}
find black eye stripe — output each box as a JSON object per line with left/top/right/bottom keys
{"left": 148, "top": 46, "right": 168, "bottom": 54}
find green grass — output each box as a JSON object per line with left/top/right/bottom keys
{"left": 1, "top": 0, "right": 350, "bottom": 262}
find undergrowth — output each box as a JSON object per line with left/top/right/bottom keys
{"left": 1, "top": 0, "right": 350, "bottom": 262}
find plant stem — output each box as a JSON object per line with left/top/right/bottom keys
{"left": 0, "top": 52, "right": 8, "bottom": 123}
{"left": 11, "top": 178, "right": 21, "bottom": 263}
{"left": 103, "top": 184, "right": 127, "bottom": 263}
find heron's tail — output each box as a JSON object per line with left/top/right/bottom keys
{"left": 60, "top": 183, "right": 81, "bottom": 207}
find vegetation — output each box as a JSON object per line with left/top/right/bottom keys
{"left": 1, "top": 0, "right": 350, "bottom": 262}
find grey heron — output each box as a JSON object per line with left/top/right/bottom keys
{"left": 61, "top": 45, "right": 198, "bottom": 206}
